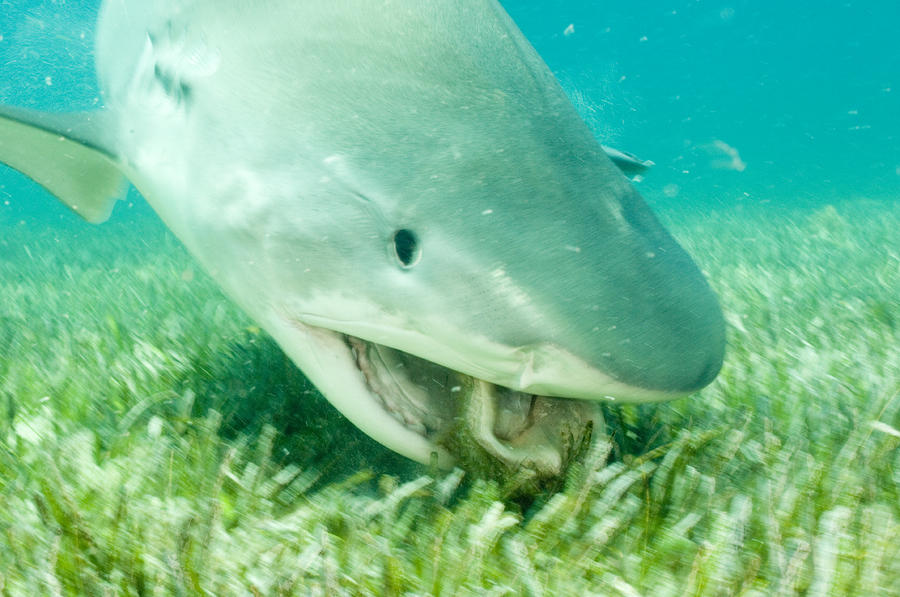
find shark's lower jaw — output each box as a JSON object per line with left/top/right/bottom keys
{"left": 346, "top": 336, "right": 600, "bottom": 486}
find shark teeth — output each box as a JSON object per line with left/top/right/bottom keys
{"left": 348, "top": 335, "right": 459, "bottom": 438}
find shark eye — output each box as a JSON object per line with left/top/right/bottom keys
{"left": 392, "top": 228, "right": 421, "bottom": 268}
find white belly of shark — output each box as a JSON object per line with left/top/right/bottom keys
{"left": 0, "top": 0, "right": 725, "bottom": 489}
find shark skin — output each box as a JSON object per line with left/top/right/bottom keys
{"left": 0, "top": 0, "right": 725, "bottom": 484}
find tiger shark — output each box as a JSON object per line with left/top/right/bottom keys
{"left": 0, "top": 0, "right": 725, "bottom": 483}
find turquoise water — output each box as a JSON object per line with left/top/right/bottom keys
{"left": 1, "top": 0, "right": 897, "bottom": 223}
{"left": 508, "top": 1, "right": 900, "bottom": 207}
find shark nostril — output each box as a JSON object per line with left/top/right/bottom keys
{"left": 392, "top": 228, "right": 422, "bottom": 269}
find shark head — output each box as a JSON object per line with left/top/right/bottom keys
{"left": 0, "top": 0, "right": 725, "bottom": 483}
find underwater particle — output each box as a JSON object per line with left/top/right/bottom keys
{"left": 709, "top": 139, "right": 746, "bottom": 171}
{"left": 563, "top": 24, "right": 575, "bottom": 36}
{"left": 45, "top": 76, "right": 52, "bottom": 86}
{"left": 663, "top": 184, "right": 680, "bottom": 198}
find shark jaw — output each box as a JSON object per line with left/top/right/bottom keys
{"left": 269, "top": 315, "right": 602, "bottom": 486}
{"left": 348, "top": 336, "right": 601, "bottom": 484}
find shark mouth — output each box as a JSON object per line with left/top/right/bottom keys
{"left": 344, "top": 334, "right": 600, "bottom": 484}
{"left": 273, "top": 316, "right": 600, "bottom": 486}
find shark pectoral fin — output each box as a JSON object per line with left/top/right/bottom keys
{"left": 0, "top": 106, "right": 125, "bottom": 223}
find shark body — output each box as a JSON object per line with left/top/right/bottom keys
{"left": 0, "top": 0, "right": 724, "bottom": 480}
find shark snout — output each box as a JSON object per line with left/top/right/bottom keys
{"left": 581, "top": 269, "right": 726, "bottom": 399}
{"left": 587, "top": 200, "right": 727, "bottom": 398}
